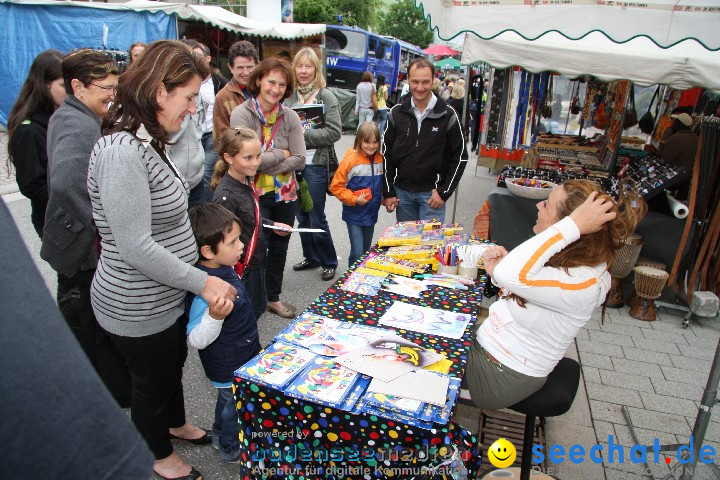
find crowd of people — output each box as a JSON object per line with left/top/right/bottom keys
{"left": 5, "top": 35, "right": 661, "bottom": 480}
{"left": 6, "top": 39, "right": 471, "bottom": 480}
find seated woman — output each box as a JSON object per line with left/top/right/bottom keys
{"left": 465, "top": 180, "right": 644, "bottom": 410}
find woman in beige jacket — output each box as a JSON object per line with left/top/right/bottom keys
{"left": 230, "top": 58, "right": 305, "bottom": 318}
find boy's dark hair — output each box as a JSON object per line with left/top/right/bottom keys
{"left": 188, "top": 203, "right": 242, "bottom": 260}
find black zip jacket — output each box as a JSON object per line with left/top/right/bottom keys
{"left": 382, "top": 94, "right": 468, "bottom": 201}
{"left": 10, "top": 111, "right": 51, "bottom": 237}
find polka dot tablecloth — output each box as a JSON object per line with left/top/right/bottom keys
{"left": 233, "top": 248, "right": 486, "bottom": 479}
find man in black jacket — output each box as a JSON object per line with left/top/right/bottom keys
{"left": 382, "top": 58, "right": 468, "bottom": 222}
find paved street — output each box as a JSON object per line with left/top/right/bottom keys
{"left": 3, "top": 129, "right": 720, "bottom": 479}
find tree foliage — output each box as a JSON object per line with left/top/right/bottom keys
{"left": 294, "top": 0, "right": 382, "bottom": 30}
{"left": 378, "top": 0, "right": 433, "bottom": 48}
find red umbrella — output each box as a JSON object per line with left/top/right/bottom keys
{"left": 423, "top": 44, "right": 459, "bottom": 56}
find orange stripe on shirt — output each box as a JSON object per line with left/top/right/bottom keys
{"left": 519, "top": 232, "right": 598, "bottom": 291}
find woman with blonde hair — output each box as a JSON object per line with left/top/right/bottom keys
{"left": 465, "top": 180, "right": 645, "bottom": 410}
{"left": 88, "top": 40, "right": 236, "bottom": 480}
{"left": 285, "top": 47, "right": 342, "bottom": 281}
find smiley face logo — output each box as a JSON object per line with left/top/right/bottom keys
{"left": 488, "top": 438, "right": 516, "bottom": 468}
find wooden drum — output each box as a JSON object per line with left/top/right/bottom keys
{"left": 633, "top": 266, "right": 669, "bottom": 299}
{"left": 629, "top": 266, "right": 669, "bottom": 322}
{"left": 610, "top": 233, "right": 643, "bottom": 279}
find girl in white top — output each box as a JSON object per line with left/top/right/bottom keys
{"left": 465, "top": 180, "right": 644, "bottom": 409}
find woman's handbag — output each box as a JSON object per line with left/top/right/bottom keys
{"left": 326, "top": 145, "right": 340, "bottom": 195}
{"left": 371, "top": 89, "right": 379, "bottom": 112}
{"left": 623, "top": 87, "right": 638, "bottom": 130}
{"left": 296, "top": 171, "right": 314, "bottom": 213}
{"left": 638, "top": 86, "right": 660, "bottom": 134}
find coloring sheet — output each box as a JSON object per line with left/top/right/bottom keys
{"left": 379, "top": 301, "right": 473, "bottom": 339}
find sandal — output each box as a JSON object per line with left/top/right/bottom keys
{"left": 154, "top": 466, "right": 203, "bottom": 480}
{"left": 267, "top": 302, "right": 296, "bottom": 318}
{"left": 169, "top": 429, "right": 211, "bottom": 445}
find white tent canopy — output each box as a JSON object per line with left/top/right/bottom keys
{"left": 417, "top": 0, "right": 720, "bottom": 51}
{"left": 462, "top": 31, "right": 720, "bottom": 91}
{"left": 3, "top": 0, "right": 326, "bottom": 39}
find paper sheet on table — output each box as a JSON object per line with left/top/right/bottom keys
{"left": 334, "top": 336, "right": 444, "bottom": 382}
{"left": 263, "top": 224, "right": 325, "bottom": 233}
{"left": 367, "top": 370, "right": 450, "bottom": 406}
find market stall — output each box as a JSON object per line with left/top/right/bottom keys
{"left": 416, "top": 0, "right": 720, "bottom": 299}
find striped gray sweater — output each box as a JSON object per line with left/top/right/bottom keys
{"left": 87, "top": 128, "right": 207, "bottom": 337}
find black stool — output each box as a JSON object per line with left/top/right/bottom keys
{"left": 508, "top": 357, "right": 581, "bottom": 480}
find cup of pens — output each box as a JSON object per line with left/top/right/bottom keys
{"left": 436, "top": 245, "right": 460, "bottom": 275}
{"left": 455, "top": 244, "right": 490, "bottom": 280}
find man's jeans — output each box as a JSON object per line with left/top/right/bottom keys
{"left": 296, "top": 165, "right": 337, "bottom": 268}
{"left": 395, "top": 186, "right": 446, "bottom": 223}
{"left": 202, "top": 132, "right": 218, "bottom": 202}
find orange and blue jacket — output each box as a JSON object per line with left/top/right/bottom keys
{"left": 329, "top": 147, "right": 384, "bottom": 227}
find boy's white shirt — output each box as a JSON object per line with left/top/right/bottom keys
{"left": 187, "top": 296, "right": 225, "bottom": 349}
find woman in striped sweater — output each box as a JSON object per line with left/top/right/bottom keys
{"left": 465, "top": 180, "right": 644, "bottom": 410}
{"left": 88, "top": 41, "right": 235, "bottom": 480}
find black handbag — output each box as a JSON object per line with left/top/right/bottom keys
{"left": 623, "top": 87, "right": 638, "bottom": 130}
{"left": 326, "top": 145, "right": 339, "bottom": 195}
{"left": 638, "top": 86, "right": 660, "bottom": 134}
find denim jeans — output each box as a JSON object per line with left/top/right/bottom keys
{"left": 242, "top": 266, "right": 266, "bottom": 320}
{"left": 212, "top": 387, "right": 241, "bottom": 463}
{"left": 358, "top": 108, "right": 374, "bottom": 127}
{"left": 395, "top": 186, "right": 446, "bottom": 223}
{"left": 259, "top": 193, "right": 298, "bottom": 303}
{"left": 188, "top": 181, "right": 205, "bottom": 208}
{"left": 296, "top": 165, "right": 337, "bottom": 268}
{"left": 202, "top": 132, "right": 218, "bottom": 202}
{"left": 346, "top": 223, "right": 375, "bottom": 267}
{"left": 375, "top": 108, "right": 388, "bottom": 136}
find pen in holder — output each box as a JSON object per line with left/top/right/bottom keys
{"left": 435, "top": 245, "right": 460, "bottom": 275}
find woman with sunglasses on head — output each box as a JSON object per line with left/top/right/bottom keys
{"left": 40, "top": 49, "right": 131, "bottom": 406}
{"left": 230, "top": 58, "right": 305, "bottom": 319}
{"left": 88, "top": 40, "right": 237, "bottom": 480}
{"left": 7, "top": 49, "right": 65, "bottom": 238}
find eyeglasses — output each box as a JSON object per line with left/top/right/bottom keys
{"left": 90, "top": 83, "right": 117, "bottom": 91}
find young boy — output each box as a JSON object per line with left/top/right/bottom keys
{"left": 187, "top": 203, "right": 261, "bottom": 463}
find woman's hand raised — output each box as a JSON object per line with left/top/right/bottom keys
{"left": 569, "top": 191, "right": 617, "bottom": 235}
{"left": 482, "top": 245, "right": 509, "bottom": 277}
{"left": 199, "top": 275, "right": 237, "bottom": 306}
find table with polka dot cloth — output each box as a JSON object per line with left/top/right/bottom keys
{"left": 233, "top": 247, "right": 486, "bottom": 480}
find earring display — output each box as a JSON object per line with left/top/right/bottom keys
{"left": 609, "top": 152, "right": 690, "bottom": 200}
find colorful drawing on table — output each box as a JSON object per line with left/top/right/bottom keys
{"left": 340, "top": 271, "right": 386, "bottom": 296}
{"left": 234, "top": 341, "right": 317, "bottom": 390}
{"left": 335, "top": 336, "right": 444, "bottom": 382}
{"left": 275, "top": 314, "right": 387, "bottom": 357}
{"left": 380, "top": 275, "right": 428, "bottom": 298}
{"left": 284, "top": 357, "right": 368, "bottom": 408}
{"left": 379, "top": 301, "right": 473, "bottom": 339}
{"left": 276, "top": 313, "right": 341, "bottom": 344}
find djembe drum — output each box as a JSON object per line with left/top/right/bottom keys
{"left": 629, "top": 266, "right": 669, "bottom": 321}
{"left": 627, "top": 258, "right": 667, "bottom": 308}
{"left": 606, "top": 233, "right": 643, "bottom": 308}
